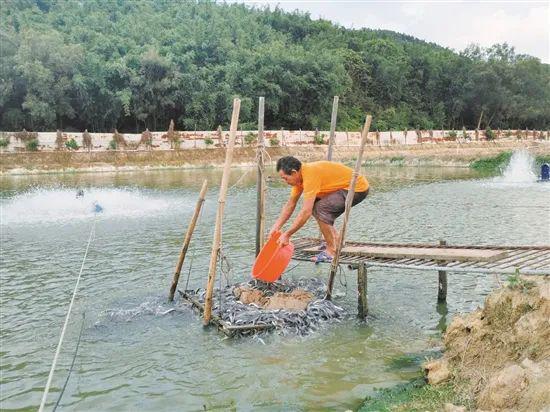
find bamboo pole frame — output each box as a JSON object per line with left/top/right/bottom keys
{"left": 181, "top": 291, "right": 274, "bottom": 337}
{"left": 327, "top": 96, "right": 339, "bottom": 161}
{"left": 325, "top": 114, "right": 372, "bottom": 300}
{"left": 256, "top": 97, "right": 266, "bottom": 256}
{"left": 203, "top": 98, "right": 241, "bottom": 325}
{"left": 168, "top": 179, "right": 208, "bottom": 301}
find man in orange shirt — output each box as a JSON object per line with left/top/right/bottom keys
{"left": 269, "top": 156, "right": 369, "bottom": 263}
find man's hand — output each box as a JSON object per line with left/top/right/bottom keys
{"left": 277, "top": 231, "right": 291, "bottom": 247}
{"left": 268, "top": 225, "right": 280, "bottom": 239}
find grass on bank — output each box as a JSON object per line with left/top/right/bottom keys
{"left": 470, "top": 151, "right": 550, "bottom": 173}
{"left": 469, "top": 151, "right": 512, "bottom": 172}
{"left": 359, "top": 378, "right": 472, "bottom": 412}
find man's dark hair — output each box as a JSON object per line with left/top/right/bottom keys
{"left": 276, "top": 156, "right": 302, "bottom": 175}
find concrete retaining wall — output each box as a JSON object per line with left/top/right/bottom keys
{"left": 1, "top": 129, "right": 548, "bottom": 153}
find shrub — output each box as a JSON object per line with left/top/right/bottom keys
{"left": 25, "top": 138, "right": 39, "bottom": 151}
{"left": 166, "top": 119, "right": 181, "bottom": 149}
{"left": 314, "top": 133, "right": 326, "bottom": 145}
{"left": 113, "top": 129, "right": 127, "bottom": 148}
{"left": 485, "top": 127, "right": 495, "bottom": 140}
{"left": 140, "top": 129, "right": 153, "bottom": 148}
{"left": 470, "top": 151, "right": 512, "bottom": 172}
{"left": 462, "top": 128, "right": 471, "bottom": 140}
{"left": 204, "top": 137, "right": 214, "bottom": 146}
{"left": 65, "top": 138, "right": 79, "bottom": 150}
{"left": 108, "top": 139, "right": 117, "bottom": 150}
{"left": 244, "top": 132, "right": 256, "bottom": 145}
{"left": 0, "top": 137, "right": 9, "bottom": 148}
{"left": 171, "top": 134, "right": 181, "bottom": 149}
{"left": 82, "top": 130, "right": 92, "bottom": 150}
{"left": 269, "top": 137, "right": 279, "bottom": 146}
{"left": 447, "top": 130, "right": 457, "bottom": 140}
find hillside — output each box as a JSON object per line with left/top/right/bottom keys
{"left": 1, "top": 0, "right": 549, "bottom": 132}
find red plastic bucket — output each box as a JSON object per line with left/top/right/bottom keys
{"left": 252, "top": 231, "right": 294, "bottom": 282}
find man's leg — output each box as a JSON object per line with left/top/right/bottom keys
{"left": 316, "top": 218, "right": 338, "bottom": 257}
{"left": 313, "top": 189, "right": 368, "bottom": 257}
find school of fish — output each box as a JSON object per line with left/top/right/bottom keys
{"left": 183, "top": 277, "right": 346, "bottom": 336}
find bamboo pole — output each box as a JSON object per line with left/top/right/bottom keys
{"left": 325, "top": 114, "right": 372, "bottom": 300}
{"left": 357, "top": 263, "right": 368, "bottom": 319}
{"left": 256, "top": 97, "right": 266, "bottom": 256}
{"left": 168, "top": 179, "right": 208, "bottom": 301}
{"left": 327, "top": 96, "right": 339, "bottom": 161}
{"left": 203, "top": 98, "right": 241, "bottom": 326}
{"left": 438, "top": 239, "right": 448, "bottom": 303}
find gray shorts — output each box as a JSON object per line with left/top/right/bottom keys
{"left": 312, "top": 189, "right": 369, "bottom": 225}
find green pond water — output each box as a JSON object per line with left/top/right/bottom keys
{"left": 1, "top": 160, "right": 549, "bottom": 411}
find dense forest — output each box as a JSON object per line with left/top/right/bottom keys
{"left": 1, "top": 0, "right": 549, "bottom": 133}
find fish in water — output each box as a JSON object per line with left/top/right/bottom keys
{"left": 181, "top": 277, "right": 347, "bottom": 336}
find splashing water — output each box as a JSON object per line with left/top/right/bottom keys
{"left": 99, "top": 297, "right": 179, "bottom": 323}
{"left": 1, "top": 187, "right": 179, "bottom": 225}
{"left": 494, "top": 150, "right": 537, "bottom": 184}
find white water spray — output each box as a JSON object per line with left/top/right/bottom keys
{"left": 1, "top": 187, "right": 182, "bottom": 225}
{"left": 494, "top": 150, "right": 537, "bottom": 184}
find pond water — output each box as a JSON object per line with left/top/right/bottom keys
{"left": 1, "top": 156, "right": 549, "bottom": 411}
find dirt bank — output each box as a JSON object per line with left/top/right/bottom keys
{"left": 1, "top": 141, "right": 548, "bottom": 174}
{"left": 425, "top": 276, "right": 549, "bottom": 411}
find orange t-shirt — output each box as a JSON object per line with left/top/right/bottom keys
{"left": 290, "top": 161, "right": 369, "bottom": 200}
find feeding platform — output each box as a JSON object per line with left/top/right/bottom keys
{"left": 179, "top": 278, "right": 346, "bottom": 337}
{"left": 293, "top": 238, "right": 550, "bottom": 275}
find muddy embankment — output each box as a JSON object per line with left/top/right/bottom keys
{"left": 424, "top": 277, "right": 550, "bottom": 411}
{"left": 1, "top": 141, "right": 548, "bottom": 174}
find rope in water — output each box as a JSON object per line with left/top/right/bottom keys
{"left": 38, "top": 216, "right": 97, "bottom": 412}
{"left": 52, "top": 312, "right": 86, "bottom": 411}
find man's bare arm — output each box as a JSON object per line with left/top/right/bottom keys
{"left": 270, "top": 190, "right": 302, "bottom": 234}
{"left": 283, "top": 197, "right": 315, "bottom": 237}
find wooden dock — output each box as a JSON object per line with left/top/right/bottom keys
{"left": 293, "top": 237, "right": 549, "bottom": 318}
{"left": 293, "top": 238, "right": 550, "bottom": 275}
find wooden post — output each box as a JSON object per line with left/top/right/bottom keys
{"left": 168, "top": 179, "right": 208, "bottom": 301}
{"left": 255, "top": 97, "right": 266, "bottom": 256}
{"left": 438, "top": 239, "right": 448, "bottom": 303}
{"left": 327, "top": 96, "right": 339, "bottom": 161}
{"left": 357, "top": 263, "right": 368, "bottom": 319}
{"left": 325, "top": 114, "right": 372, "bottom": 300}
{"left": 203, "top": 98, "right": 241, "bottom": 326}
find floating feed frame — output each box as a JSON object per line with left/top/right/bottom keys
{"left": 179, "top": 278, "right": 347, "bottom": 337}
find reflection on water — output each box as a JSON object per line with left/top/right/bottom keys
{"left": 1, "top": 165, "right": 548, "bottom": 410}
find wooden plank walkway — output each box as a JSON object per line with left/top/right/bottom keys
{"left": 293, "top": 238, "right": 550, "bottom": 275}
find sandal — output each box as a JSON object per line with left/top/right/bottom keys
{"left": 312, "top": 250, "right": 333, "bottom": 264}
